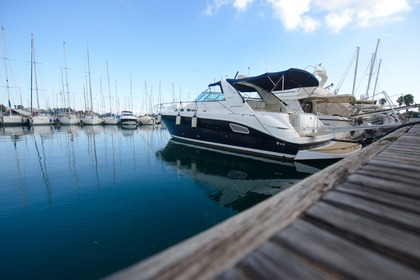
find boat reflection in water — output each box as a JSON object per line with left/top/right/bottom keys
{"left": 156, "top": 139, "right": 326, "bottom": 211}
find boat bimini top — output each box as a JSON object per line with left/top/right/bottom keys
{"left": 208, "top": 68, "right": 319, "bottom": 93}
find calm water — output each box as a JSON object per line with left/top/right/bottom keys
{"left": 0, "top": 125, "right": 328, "bottom": 279}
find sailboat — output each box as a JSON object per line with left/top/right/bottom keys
{"left": 138, "top": 82, "right": 156, "bottom": 125}
{"left": 29, "top": 33, "right": 56, "bottom": 126}
{"left": 1, "top": 26, "right": 29, "bottom": 126}
{"left": 82, "top": 46, "right": 103, "bottom": 125}
{"left": 102, "top": 60, "right": 119, "bottom": 125}
{"left": 58, "top": 42, "right": 80, "bottom": 125}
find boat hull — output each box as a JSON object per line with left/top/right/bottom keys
{"left": 162, "top": 115, "right": 361, "bottom": 160}
{"left": 103, "top": 117, "right": 119, "bottom": 125}
{"left": 82, "top": 116, "right": 103, "bottom": 125}
{"left": 120, "top": 118, "right": 138, "bottom": 126}
{"left": 30, "top": 115, "right": 57, "bottom": 126}
{"left": 59, "top": 116, "right": 80, "bottom": 125}
{"left": 1, "top": 115, "right": 29, "bottom": 126}
{"left": 162, "top": 115, "right": 300, "bottom": 158}
{"left": 138, "top": 116, "right": 155, "bottom": 125}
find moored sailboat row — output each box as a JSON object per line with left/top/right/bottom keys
{"left": 0, "top": 27, "right": 157, "bottom": 128}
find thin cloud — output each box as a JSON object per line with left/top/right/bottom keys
{"left": 267, "top": 0, "right": 315, "bottom": 31}
{"left": 233, "top": 0, "right": 255, "bottom": 11}
{"left": 203, "top": 0, "right": 413, "bottom": 33}
{"left": 325, "top": 9, "right": 354, "bottom": 33}
{"left": 203, "top": 0, "right": 231, "bottom": 16}
{"left": 203, "top": 0, "right": 254, "bottom": 15}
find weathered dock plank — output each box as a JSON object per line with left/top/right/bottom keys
{"left": 271, "top": 220, "right": 419, "bottom": 280}
{"left": 107, "top": 124, "right": 420, "bottom": 280}
{"left": 336, "top": 182, "right": 420, "bottom": 214}
{"left": 305, "top": 201, "right": 420, "bottom": 265}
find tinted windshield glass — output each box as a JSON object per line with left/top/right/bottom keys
{"left": 194, "top": 85, "right": 225, "bottom": 102}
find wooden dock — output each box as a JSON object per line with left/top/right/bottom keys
{"left": 107, "top": 124, "right": 420, "bottom": 280}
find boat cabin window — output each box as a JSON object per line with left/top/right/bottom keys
{"left": 194, "top": 86, "right": 225, "bottom": 102}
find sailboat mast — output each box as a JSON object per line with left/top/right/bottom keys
{"left": 106, "top": 60, "right": 112, "bottom": 114}
{"left": 1, "top": 26, "right": 11, "bottom": 115}
{"left": 30, "top": 32, "right": 33, "bottom": 113}
{"left": 351, "top": 46, "right": 359, "bottom": 97}
{"left": 130, "top": 74, "right": 133, "bottom": 112}
{"left": 365, "top": 39, "right": 380, "bottom": 98}
{"left": 372, "top": 59, "right": 382, "bottom": 100}
{"left": 87, "top": 46, "right": 94, "bottom": 114}
{"left": 115, "top": 80, "right": 119, "bottom": 114}
{"left": 32, "top": 33, "right": 40, "bottom": 112}
{"left": 60, "top": 68, "right": 65, "bottom": 108}
{"left": 144, "top": 81, "right": 147, "bottom": 115}
{"left": 63, "top": 41, "right": 71, "bottom": 114}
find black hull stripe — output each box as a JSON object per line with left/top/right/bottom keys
{"left": 162, "top": 115, "right": 300, "bottom": 158}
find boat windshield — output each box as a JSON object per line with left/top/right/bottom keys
{"left": 194, "top": 86, "right": 225, "bottom": 102}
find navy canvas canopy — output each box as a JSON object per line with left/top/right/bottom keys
{"left": 209, "top": 68, "right": 319, "bottom": 92}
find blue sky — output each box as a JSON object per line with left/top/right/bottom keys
{"left": 1, "top": 0, "right": 419, "bottom": 115}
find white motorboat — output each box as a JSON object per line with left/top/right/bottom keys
{"left": 278, "top": 69, "right": 402, "bottom": 142}
{"left": 119, "top": 110, "right": 138, "bottom": 127}
{"left": 159, "top": 68, "right": 361, "bottom": 161}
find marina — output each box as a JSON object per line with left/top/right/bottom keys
{"left": 1, "top": 2, "right": 419, "bottom": 279}
{"left": 0, "top": 125, "right": 326, "bottom": 279}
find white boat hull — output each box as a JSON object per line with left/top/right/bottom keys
{"left": 59, "top": 115, "right": 80, "bottom": 125}
{"left": 1, "top": 115, "right": 29, "bottom": 126}
{"left": 82, "top": 116, "right": 103, "bottom": 125}
{"left": 103, "top": 117, "right": 119, "bottom": 125}
{"left": 138, "top": 115, "right": 155, "bottom": 125}
{"left": 30, "top": 115, "right": 56, "bottom": 125}
{"left": 162, "top": 115, "right": 361, "bottom": 161}
{"left": 120, "top": 119, "right": 137, "bottom": 126}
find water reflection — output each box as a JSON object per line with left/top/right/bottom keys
{"left": 156, "top": 139, "right": 321, "bottom": 211}
{"left": 0, "top": 125, "right": 331, "bottom": 280}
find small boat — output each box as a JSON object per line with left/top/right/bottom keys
{"left": 59, "top": 114, "right": 80, "bottom": 125}
{"left": 119, "top": 110, "right": 138, "bottom": 127}
{"left": 159, "top": 68, "right": 362, "bottom": 161}
{"left": 1, "top": 27, "right": 29, "bottom": 126}
{"left": 30, "top": 114, "right": 57, "bottom": 125}
{"left": 138, "top": 114, "right": 156, "bottom": 125}
{"left": 82, "top": 114, "right": 103, "bottom": 125}
{"left": 1, "top": 109, "right": 30, "bottom": 126}
{"left": 103, "top": 115, "right": 119, "bottom": 125}
{"left": 283, "top": 68, "right": 401, "bottom": 142}
{"left": 103, "top": 61, "right": 119, "bottom": 125}
{"left": 82, "top": 46, "right": 103, "bottom": 126}
{"left": 59, "top": 42, "right": 80, "bottom": 126}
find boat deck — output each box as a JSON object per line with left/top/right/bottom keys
{"left": 108, "top": 123, "right": 420, "bottom": 280}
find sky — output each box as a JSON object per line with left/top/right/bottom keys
{"left": 1, "top": 0, "right": 419, "bottom": 115}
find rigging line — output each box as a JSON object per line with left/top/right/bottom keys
{"left": 335, "top": 49, "right": 358, "bottom": 93}
{"left": 355, "top": 61, "right": 371, "bottom": 97}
